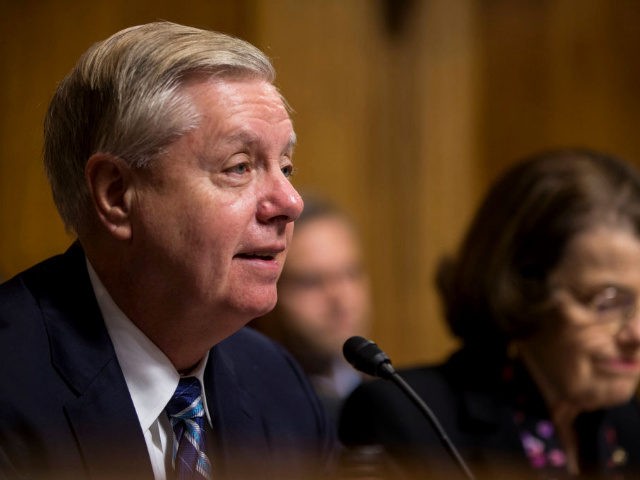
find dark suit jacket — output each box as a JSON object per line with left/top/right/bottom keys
{"left": 0, "top": 244, "right": 335, "bottom": 480}
{"left": 338, "top": 348, "right": 640, "bottom": 480}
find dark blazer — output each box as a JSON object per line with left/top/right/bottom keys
{"left": 338, "top": 348, "right": 640, "bottom": 480}
{"left": 0, "top": 243, "right": 335, "bottom": 480}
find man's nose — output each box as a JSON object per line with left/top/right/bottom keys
{"left": 257, "top": 171, "right": 303, "bottom": 224}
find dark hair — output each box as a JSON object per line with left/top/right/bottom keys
{"left": 295, "top": 193, "right": 353, "bottom": 228}
{"left": 436, "top": 148, "right": 640, "bottom": 350}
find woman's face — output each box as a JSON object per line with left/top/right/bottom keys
{"left": 518, "top": 225, "right": 640, "bottom": 411}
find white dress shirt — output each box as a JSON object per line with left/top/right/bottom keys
{"left": 86, "top": 260, "right": 212, "bottom": 480}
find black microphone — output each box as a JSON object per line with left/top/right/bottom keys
{"left": 343, "top": 336, "right": 476, "bottom": 480}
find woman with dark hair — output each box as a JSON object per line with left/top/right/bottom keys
{"left": 339, "top": 149, "right": 640, "bottom": 479}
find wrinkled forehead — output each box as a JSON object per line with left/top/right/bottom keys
{"left": 183, "top": 75, "right": 291, "bottom": 122}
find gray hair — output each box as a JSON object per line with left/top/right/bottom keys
{"left": 43, "top": 21, "right": 276, "bottom": 234}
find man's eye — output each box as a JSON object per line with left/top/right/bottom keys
{"left": 281, "top": 165, "right": 294, "bottom": 178}
{"left": 228, "top": 163, "right": 251, "bottom": 174}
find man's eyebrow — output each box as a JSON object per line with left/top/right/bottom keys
{"left": 222, "top": 130, "right": 297, "bottom": 153}
{"left": 224, "top": 130, "right": 260, "bottom": 147}
{"left": 285, "top": 132, "right": 297, "bottom": 153}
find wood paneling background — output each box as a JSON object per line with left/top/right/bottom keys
{"left": 2, "top": 0, "right": 640, "bottom": 367}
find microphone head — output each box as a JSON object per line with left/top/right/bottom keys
{"left": 343, "top": 336, "right": 396, "bottom": 379}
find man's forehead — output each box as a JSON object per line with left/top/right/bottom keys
{"left": 218, "top": 128, "right": 296, "bottom": 150}
{"left": 182, "top": 79, "right": 296, "bottom": 149}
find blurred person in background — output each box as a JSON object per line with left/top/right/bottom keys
{"left": 339, "top": 148, "right": 640, "bottom": 479}
{"left": 253, "top": 194, "right": 372, "bottom": 424}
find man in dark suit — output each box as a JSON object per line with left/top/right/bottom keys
{"left": 0, "top": 22, "right": 334, "bottom": 480}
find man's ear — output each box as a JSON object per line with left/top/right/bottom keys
{"left": 85, "top": 153, "right": 134, "bottom": 240}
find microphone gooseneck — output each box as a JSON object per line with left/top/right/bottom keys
{"left": 343, "top": 336, "right": 476, "bottom": 480}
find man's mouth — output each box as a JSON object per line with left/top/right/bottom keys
{"left": 234, "top": 252, "right": 277, "bottom": 260}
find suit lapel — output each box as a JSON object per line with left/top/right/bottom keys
{"left": 37, "top": 244, "right": 153, "bottom": 479}
{"left": 63, "top": 361, "right": 154, "bottom": 480}
{"left": 206, "top": 343, "right": 270, "bottom": 479}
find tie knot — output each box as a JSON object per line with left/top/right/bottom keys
{"left": 166, "top": 377, "right": 205, "bottom": 420}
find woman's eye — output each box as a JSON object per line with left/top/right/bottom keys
{"left": 594, "top": 298, "right": 627, "bottom": 313}
{"left": 591, "top": 287, "right": 636, "bottom": 312}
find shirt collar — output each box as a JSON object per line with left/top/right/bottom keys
{"left": 310, "top": 358, "right": 362, "bottom": 398}
{"left": 86, "top": 259, "right": 210, "bottom": 431}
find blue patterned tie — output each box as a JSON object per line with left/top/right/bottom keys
{"left": 165, "top": 377, "right": 212, "bottom": 480}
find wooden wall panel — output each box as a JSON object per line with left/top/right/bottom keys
{"left": 409, "top": 0, "right": 480, "bottom": 365}
{"left": 3, "top": 0, "right": 640, "bottom": 367}
{"left": 479, "top": 0, "right": 640, "bottom": 182}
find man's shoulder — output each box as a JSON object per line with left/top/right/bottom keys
{"left": 0, "top": 243, "right": 101, "bottom": 374}
{"left": 0, "top": 244, "right": 83, "bottom": 300}
{"left": 0, "top": 252, "right": 66, "bottom": 324}
{"left": 0, "top": 245, "right": 88, "bottom": 335}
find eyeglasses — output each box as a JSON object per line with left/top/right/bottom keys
{"left": 558, "top": 285, "right": 638, "bottom": 330}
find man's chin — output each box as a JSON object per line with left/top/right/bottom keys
{"left": 234, "top": 288, "right": 278, "bottom": 318}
